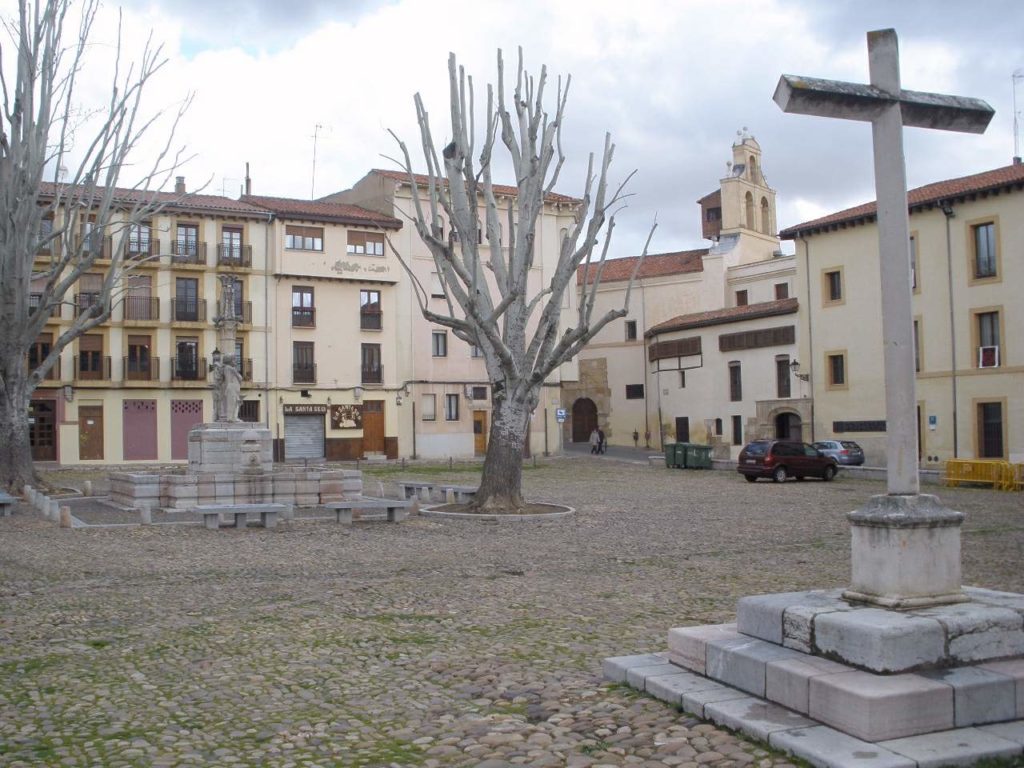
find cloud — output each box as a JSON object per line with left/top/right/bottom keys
{"left": 16, "top": 0, "right": 1022, "bottom": 257}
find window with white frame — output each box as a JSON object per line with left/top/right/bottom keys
{"left": 347, "top": 230, "right": 385, "bottom": 256}
{"left": 432, "top": 330, "right": 447, "bottom": 357}
{"left": 421, "top": 394, "right": 436, "bottom": 421}
{"left": 285, "top": 225, "right": 324, "bottom": 251}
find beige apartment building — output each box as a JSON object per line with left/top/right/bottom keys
{"left": 330, "top": 170, "right": 581, "bottom": 459}
{"left": 240, "top": 194, "right": 403, "bottom": 461}
{"left": 781, "top": 162, "right": 1024, "bottom": 466}
{"left": 564, "top": 134, "right": 805, "bottom": 456}
{"left": 28, "top": 180, "right": 273, "bottom": 464}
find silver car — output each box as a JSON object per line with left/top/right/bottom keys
{"left": 812, "top": 440, "right": 865, "bottom": 466}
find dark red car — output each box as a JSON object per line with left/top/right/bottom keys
{"left": 737, "top": 440, "right": 839, "bottom": 483}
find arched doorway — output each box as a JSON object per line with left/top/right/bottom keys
{"left": 775, "top": 412, "right": 802, "bottom": 441}
{"left": 572, "top": 398, "right": 598, "bottom": 443}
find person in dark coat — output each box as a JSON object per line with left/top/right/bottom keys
{"left": 597, "top": 428, "right": 606, "bottom": 454}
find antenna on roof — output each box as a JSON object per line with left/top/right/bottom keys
{"left": 310, "top": 124, "right": 332, "bottom": 199}
{"left": 1013, "top": 70, "right": 1023, "bottom": 163}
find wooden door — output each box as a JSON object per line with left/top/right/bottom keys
{"left": 362, "top": 400, "right": 385, "bottom": 455}
{"left": 473, "top": 410, "right": 487, "bottom": 456}
{"left": 29, "top": 400, "right": 57, "bottom": 461}
{"left": 79, "top": 405, "right": 104, "bottom": 460}
{"left": 571, "top": 398, "right": 597, "bottom": 442}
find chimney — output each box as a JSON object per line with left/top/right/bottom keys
{"left": 245, "top": 162, "right": 251, "bottom": 195}
{"left": 1014, "top": 156, "right": 1022, "bottom": 166}
{"left": 175, "top": 176, "right": 186, "bottom": 195}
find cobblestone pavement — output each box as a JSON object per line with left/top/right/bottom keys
{"left": 2, "top": 458, "right": 1022, "bottom": 768}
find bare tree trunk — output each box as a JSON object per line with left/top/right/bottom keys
{"left": 474, "top": 394, "right": 532, "bottom": 510}
{"left": 0, "top": 366, "right": 35, "bottom": 492}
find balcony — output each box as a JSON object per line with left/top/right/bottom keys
{"left": 29, "top": 293, "right": 61, "bottom": 319}
{"left": 124, "top": 238, "right": 158, "bottom": 262}
{"left": 171, "top": 240, "right": 207, "bottom": 265}
{"left": 292, "top": 363, "right": 317, "bottom": 384}
{"left": 75, "top": 292, "right": 103, "bottom": 316}
{"left": 123, "top": 296, "right": 160, "bottom": 321}
{"left": 171, "top": 297, "right": 207, "bottom": 323}
{"left": 78, "top": 235, "right": 111, "bottom": 260}
{"left": 239, "top": 358, "right": 254, "bottom": 382}
{"left": 74, "top": 355, "right": 112, "bottom": 381}
{"left": 361, "top": 365, "right": 383, "bottom": 385}
{"left": 360, "top": 309, "right": 382, "bottom": 330}
{"left": 217, "top": 243, "right": 252, "bottom": 268}
{"left": 123, "top": 355, "right": 160, "bottom": 382}
{"left": 227, "top": 301, "right": 253, "bottom": 325}
{"left": 171, "top": 356, "right": 207, "bottom": 382}
{"left": 292, "top": 307, "right": 316, "bottom": 327}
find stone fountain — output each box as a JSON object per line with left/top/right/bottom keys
{"left": 111, "top": 276, "right": 360, "bottom": 511}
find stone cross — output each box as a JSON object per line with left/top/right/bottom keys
{"left": 773, "top": 29, "right": 993, "bottom": 496}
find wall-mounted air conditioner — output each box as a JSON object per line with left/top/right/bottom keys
{"left": 978, "top": 345, "right": 1000, "bottom": 368}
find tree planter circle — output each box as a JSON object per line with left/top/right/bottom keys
{"left": 419, "top": 502, "right": 574, "bottom": 521}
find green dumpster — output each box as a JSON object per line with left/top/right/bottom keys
{"left": 664, "top": 442, "right": 677, "bottom": 468}
{"left": 674, "top": 442, "right": 691, "bottom": 468}
{"left": 684, "top": 443, "right": 713, "bottom": 469}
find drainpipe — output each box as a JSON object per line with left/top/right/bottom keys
{"left": 941, "top": 201, "right": 959, "bottom": 457}
{"left": 263, "top": 211, "right": 273, "bottom": 428}
{"left": 800, "top": 235, "right": 816, "bottom": 442}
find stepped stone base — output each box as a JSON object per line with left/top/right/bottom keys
{"left": 607, "top": 587, "right": 1024, "bottom": 764}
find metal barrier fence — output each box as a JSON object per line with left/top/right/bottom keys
{"left": 943, "top": 459, "right": 1023, "bottom": 491}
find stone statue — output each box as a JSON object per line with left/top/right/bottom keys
{"left": 211, "top": 355, "right": 243, "bottom": 422}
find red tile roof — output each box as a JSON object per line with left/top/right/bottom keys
{"left": 577, "top": 249, "right": 706, "bottom": 285}
{"left": 39, "top": 182, "right": 270, "bottom": 217}
{"left": 241, "top": 195, "right": 401, "bottom": 228}
{"left": 780, "top": 162, "right": 1024, "bottom": 238}
{"left": 647, "top": 297, "right": 799, "bottom": 336}
{"left": 366, "top": 168, "right": 582, "bottom": 205}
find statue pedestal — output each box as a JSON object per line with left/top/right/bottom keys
{"left": 187, "top": 422, "right": 273, "bottom": 475}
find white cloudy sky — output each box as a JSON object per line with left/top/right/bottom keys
{"left": 5, "top": 0, "right": 1023, "bottom": 255}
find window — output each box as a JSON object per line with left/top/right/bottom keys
{"left": 174, "top": 337, "right": 201, "bottom": 380}
{"left": 732, "top": 415, "right": 743, "bottom": 446}
{"left": 234, "top": 340, "right": 246, "bottom": 378}
{"left": 28, "top": 333, "right": 53, "bottom": 378}
{"left": 430, "top": 271, "right": 445, "bottom": 298}
{"left": 347, "top": 230, "right": 385, "bottom": 256}
{"left": 445, "top": 393, "right": 460, "bottom": 421}
{"left": 361, "top": 343, "right": 382, "bottom": 384}
{"left": 470, "top": 344, "right": 484, "bottom": 358}
{"left": 293, "top": 341, "right": 315, "bottom": 383}
{"left": 126, "top": 335, "right": 152, "bottom": 380}
{"left": 977, "top": 401, "right": 1004, "bottom": 458}
{"left": 625, "top": 384, "right": 645, "bottom": 400}
{"left": 824, "top": 269, "right": 843, "bottom": 304}
{"left": 745, "top": 191, "right": 755, "bottom": 230}
{"left": 976, "top": 310, "right": 1000, "bottom": 368}
{"left": 77, "top": 335, "right": 104, "bottom": 380}
{"left": 827, "top": 352, "right": 847, "bottom": 388}
{"left": 37, "top": 217, "right": 54, "bottom": 254}
{"left": 776, "top": 356, "right": 791, "bottom": 398}
{"left": 972, "top": 222, "right": 997, "bottom": 279}
{"left": 729, "top": 362, "right": 742, "bottom": 402}
{"left": 735, "top": 290, "right": 748, "bottom": 307}
{"left": 714, "top": 418, "right": 723, "bottom": 436}
{"left": 285, "top": 225, "right": 324, "bottom": 251}
{"left": 432, "top": 330, "right": 447, "bottom": 357}
{"left": 775, "top": 282, "right": 789, "bottom": 300}
{"left": 220, "top": 226, "right": 244, "bottom": 265}
{"left": 80, "top": 216, "right": 103, "bottom": 256}
{"left": 913, "top": 319, "right": 921, "bottom": 373}
{"left": 77, "top": 273, "right": 104, "bottom": 315}
{"left": 223, "top": 277, "right": 246, "bottom": 322}
{"left": 625, "top": 320, "right": 637, "bottom": 341}
{"left": 471, "top": 386, "right": 488, "bottom": 401}
{"left": 124, "top": 275, "right": 154, "bottom": 321}
{"left": 760, "top": 196, "right": 771, "bottom": 235}
{"left": 239, "top": 400, "right": 260, "bottom": 423}
{"left": 360, "top": 289, "right": 382, "bottom": 330}
{"left": 174, "top": 277, "right": 200, "bottom": 322}
{"left": 292, "top": 286, "right": 315, "bottom": 327}
{"left": 909, "top": 234, "right": 918, "bottom": 291}
{"left": 174, "top": 223, "right": 200, "bottom": 262}
{"left": 679, "top": 370, "right": 686, "bottom": 388}
{"left": 127, "top": 223, "right": 152, "bottom": 258}
{"left": 421, "top": 394, "right": 436, "bottom": 421}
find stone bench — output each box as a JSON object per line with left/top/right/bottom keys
{"left": 194, "top": 503, "right": 287, "bottom": 530}
{"left": 325, "top": 497, "right": 412, "bottom": 524}
{"left": 396, "top": 481, "right": 478, "bottom": 503}
{"left": 0, "top": 491, "right": 15, "bottom": 517}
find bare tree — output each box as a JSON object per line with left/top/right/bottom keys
{"left": 0, "top": 0, "right": 189, "bottom": 490}
{"left": 390, "top": 49, "right": 653, "bottom": 511}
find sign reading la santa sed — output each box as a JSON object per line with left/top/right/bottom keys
{"left": 282, "top": 404, "right": 328, "bottom": 415}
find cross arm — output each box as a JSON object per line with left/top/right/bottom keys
{"left": 774, "top": 74, "right": 994, "bottom": 134}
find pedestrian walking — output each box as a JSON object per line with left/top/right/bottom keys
{"left": 597, "top": 428, "right": 606, "bottom": 454}
{"left": 589, "top": 428, "right": 600, "bottom": 454}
